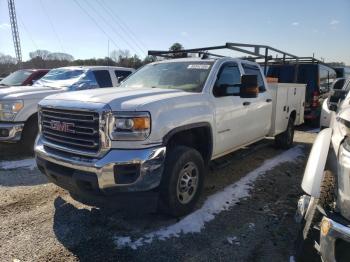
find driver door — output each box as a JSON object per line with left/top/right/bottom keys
{"left": 212, "top": 62, "right": 250, "bottom": 157}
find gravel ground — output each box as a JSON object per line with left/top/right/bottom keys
{"left": 0, "top": 130, "right": 316, "bottom": 262}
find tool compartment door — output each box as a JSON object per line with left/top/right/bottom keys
{"left": 269, "top": 83, "right": 289, "bottom": 136}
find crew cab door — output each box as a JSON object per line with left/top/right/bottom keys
{"left": 241, "top": 63, "right": 272, "bottom": 140}
{"left": 212, "top": 62, "right": 250, "bottom": 156}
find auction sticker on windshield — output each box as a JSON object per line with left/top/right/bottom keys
{"left": 187, "top": 64, "right": 211, "bottom": 69}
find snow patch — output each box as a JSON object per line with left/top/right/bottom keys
{"left": 226, "top": 236, "right": 239, "bottom": 245}
{"left": 0, "top": 158, "right": 36, "bottom": 170}
{"left": 113, "top": 146, "right": 304, "bottom": 249}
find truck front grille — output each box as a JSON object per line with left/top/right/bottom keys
{"left": 41, "top": 107, "right": 100, "bottom": 154}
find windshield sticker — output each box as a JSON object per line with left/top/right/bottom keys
{"left": 187, "top": 64, "right": 211, "bottom": 70}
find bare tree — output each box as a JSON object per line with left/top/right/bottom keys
{"left": 110, "top": 49, "right": 131, "bottom": 63}
{"left": 29, "top": 50, "right": 51, "bottom": 60}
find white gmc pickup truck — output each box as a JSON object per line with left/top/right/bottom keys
{"left": 0, "top": 66, "right": 134, "bottom": 151}
{"left": 35, "top": 57, "right": 305, "bottom": 216}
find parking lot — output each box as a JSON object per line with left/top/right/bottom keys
{"left": 0, "top": 129, "right": 316, "bottom": 262}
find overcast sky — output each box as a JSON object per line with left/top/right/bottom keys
{"left": 0, "top": 0, "right": 349, "bottom": 64}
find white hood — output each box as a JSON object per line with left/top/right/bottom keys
{"left": 0, "top": 85, "right": 63, "bottom": 100}
{"left": 43, "top": 87, "right": 194, "bottom": 111}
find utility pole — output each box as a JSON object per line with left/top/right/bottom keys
{"left": 7, "top": 0, "right": 22, "bottom": 66}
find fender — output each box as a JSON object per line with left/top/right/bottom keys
{"left": 301, "top": 128, "right": 333, "bottom": 197}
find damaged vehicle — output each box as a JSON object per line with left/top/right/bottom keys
{"left": 296, "top": 88, "right": 350, "bottom": 261}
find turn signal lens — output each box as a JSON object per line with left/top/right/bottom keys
{"left": 321, "top": 219, "right": 331, "bottom": 236}
{"left": 133, "top": 117, "right": 150, "bottom": 130}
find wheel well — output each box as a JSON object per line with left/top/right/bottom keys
{"left": 290, "top": 110, "right": 296, "bottom": 122}
{"left": 23, "top": 113, "right": 38, "bottom": 133}
{"left": 165, "top": 126, "right": 212, "bottom": 163}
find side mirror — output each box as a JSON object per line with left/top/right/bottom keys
{"left": 240, "top": 74, "right": 258, "bottom": 98}
{"left": 117, "top": 76, "right": 125, "bottom": 83}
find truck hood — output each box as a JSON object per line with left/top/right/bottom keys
{"left": 43, "top": 87, "right": 193, "bottom": 111}
{"left": 0, "top": 85, "right": 62, "bottom": 100}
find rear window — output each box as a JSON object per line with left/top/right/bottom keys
{"left": 92, "top": 70, "right": 113, "bottom": 87}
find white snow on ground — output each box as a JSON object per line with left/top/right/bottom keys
{"left": 114, "top": 146, "right": 304, "bottom": 249}
{"left": 0, "top": 158, "right": 36, "bottom": 170}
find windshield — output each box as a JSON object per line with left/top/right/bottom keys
{"left": 0, "top": 70, "right": 33, "bottom": 86}
{"left": 34, "top": 68, "right": 87, "bottom": 89}
{"left": 120, "top": 61, "right": 213, "bottom": 92}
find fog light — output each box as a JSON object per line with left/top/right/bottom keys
{"left": 0, "top": 128, "right": 9, "bottom": 137}
{"left": 321, "top": 219, "right": 332, "bottom": 236}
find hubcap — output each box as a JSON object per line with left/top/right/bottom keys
{"left": 176, "top": 162, "right": 199, "bottom": 204}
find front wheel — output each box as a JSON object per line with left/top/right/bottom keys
{"left": 275, "top": 117, "right": 295, "bottom": 149}
{"left": 158, "top": 146, "right": 205, "bottom": 217}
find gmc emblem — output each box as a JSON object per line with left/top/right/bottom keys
{"left": 50, "top": 120, "right": 75, "bottom": 134}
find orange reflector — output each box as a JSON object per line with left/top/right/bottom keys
{"left": 266, "top": 77, "right": 278, "bottom": 83}
{"left": 133, "top": 117, "right": 150, "bottom": 130}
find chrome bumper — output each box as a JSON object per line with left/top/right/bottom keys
{"left": 35, "top": 135, "right": 166, "bottom": 193}
{"left": 0, "top": 122, "right": 24, "bottom": 142}
{"left": 319, "top": 216, "right": 350, "bottom": 261}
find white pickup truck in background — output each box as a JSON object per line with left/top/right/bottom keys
{"left": 0, "top": 66, "right": 134, "bottom": 151}
{"left": 35, "top": 57, "right": 305, "bottom": 216}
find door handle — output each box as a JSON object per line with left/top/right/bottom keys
{"left": 243, "top": 101, "right": 251, "bottom": 106}
{"left": 266, "top": 99, "right": 272, "bottom": 103}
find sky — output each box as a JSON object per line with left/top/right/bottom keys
{"left": 0, "top": 0, "right": 349, "bottom": 64}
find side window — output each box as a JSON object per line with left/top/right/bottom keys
{"left": 115, "top": 70, "right": 132, "bottom": 80}
{"left": 242, "top": 64, "right": 265, "bottom": 92}
{"left": 93, "top": 70, "right": 113, "bottom": 88}
{"left": 213, "top": 63, "right": 241, "bottom": 97}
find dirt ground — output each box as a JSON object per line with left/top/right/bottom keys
{"left": 0, "top": 129, "right": 316, "bottom": 262}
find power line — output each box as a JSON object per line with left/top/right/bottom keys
{"left": 38, "top": 0, "right": 65, "bottom": 53}
{"left": 84, "top": 0, "right": 144, "bottom": 57}
{"left": 72, "top": 0, "right": 121, "bottom": 51}
{"left": 17, "top": 13, "right": 39, "bottom": 51}
{"left": 96, "top": 0, "right": 147, "bottom": 56}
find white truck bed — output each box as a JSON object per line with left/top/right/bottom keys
{"left": 268, "top": 83, "right": 306, "bottom": 136}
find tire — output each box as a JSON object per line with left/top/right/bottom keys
{"left": 275, "top": 117, "right": 295, "bottom": 149}
{"left": 158, "top": 146, "right": 205, "bottom": 217}
{"left": 20, "top": 114, "right": 38, "bottom": 154}
{"left": 295, "top": 171, "right": 335, "bottom": 262}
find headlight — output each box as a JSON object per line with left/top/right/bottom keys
{"left": 0, "top": 100, "right": 24, "bottom": 121}
{"left": 109, "top": 112, "right": 151, "bottom": 141}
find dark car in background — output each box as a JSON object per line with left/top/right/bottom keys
{"left": 267, "top": 63, "right": 337, "bottom": 126}
{"left": 335, "top": 66, "right": 350, "bottom": 79}
{"left": 0, "top": 69, "right": 49, "bottom": 87}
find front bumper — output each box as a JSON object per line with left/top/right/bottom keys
{"left": 0, "top": 122, "right": 24, "bottom": 142}
{"left": 319, "top": 216, "right": 350, "bottom": 261}
{"left": 35, "top": 135, "right": 166, "bottom": 197}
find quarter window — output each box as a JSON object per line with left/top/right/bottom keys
{"left": 242, "top": 64, "right": 266, "bottom": 92}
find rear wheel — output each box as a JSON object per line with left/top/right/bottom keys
{"left": 158, "top": 146, "right": 205, "bottom": 217}
{"left": 295, "top": 170, "right": 335, "bottom": 262}
{"left": 275, "top": 117, "right": 295, "bottom": 149}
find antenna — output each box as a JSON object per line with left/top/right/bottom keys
{"left": 7, "top": 0, "right": 22, "bottom": 66}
